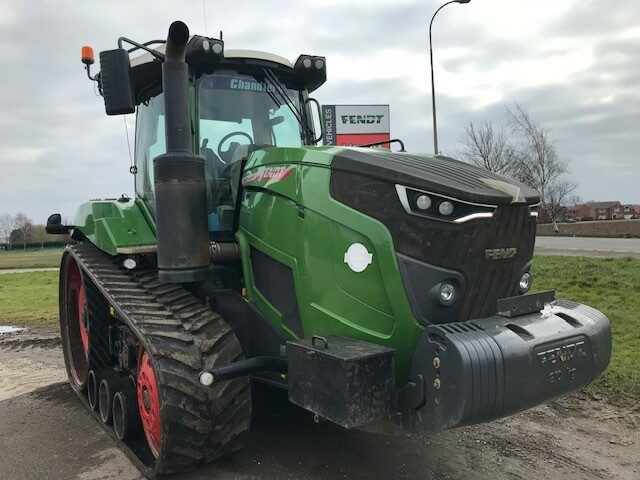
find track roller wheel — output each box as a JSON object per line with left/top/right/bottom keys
{"left": 60, "top": 254, "right": 90, "bottom": 390}
{"left": 137, "top": 348, "right": 162, "bottom": 458}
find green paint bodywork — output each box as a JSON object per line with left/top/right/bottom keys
{"left": 238, "top": 146, "right": 423, "bottom": 379}
{"left": 73, "top": 144, "right": 422, "bottom": 381}
{"left": 73, "top": 199, "right": 156, "bottom": 256}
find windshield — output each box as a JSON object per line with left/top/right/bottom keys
{"left": 197, "top": 70, "right": 312, "bottom": 234}
{"left": 133, "top": 70, "right": 313, "bottom": 237}
{"left": 198, "top": 70, "right": 310, "bottom": 153}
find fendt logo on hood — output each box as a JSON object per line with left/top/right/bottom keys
{"left": 341, "top": 115, "right": 384, "bottom": 125}
{"left": 485, "top": 247, "right": 518, "bottom": 260}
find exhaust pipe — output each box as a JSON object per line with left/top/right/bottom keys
{"left": 154, "top": 21, "right": 210, "bottom": 283}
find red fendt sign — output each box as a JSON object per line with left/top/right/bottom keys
{"left": 323, "top": 104, "right": 391, "bottom": 148}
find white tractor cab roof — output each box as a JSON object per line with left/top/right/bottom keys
{"left": 131, "top": 43, "right": 294, "bottom": 69}
{"left": 125, "top": 36, "right": 326, "bottom": 103}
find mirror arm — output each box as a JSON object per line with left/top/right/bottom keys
{"left": 117, "top": 37, "right": 166, "bottom": 61}
{"left": 125, "top": 39, "right": 166, "bottom": 55}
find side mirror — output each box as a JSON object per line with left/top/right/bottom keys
{"left": 46, "top": 213, "right": 71, "bottom": 235}
{"left": 305, "top": 98, "right": 324, "bottom": 144}
{"left": 99, "top": 49, "right": 135, "bottom": 115}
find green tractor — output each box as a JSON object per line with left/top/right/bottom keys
{"left": 48, "top": 21, "right": 611, "bottom": 477}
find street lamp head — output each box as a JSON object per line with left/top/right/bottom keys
{"left": 457, "top": 0, "right": 471, "bottom": 3}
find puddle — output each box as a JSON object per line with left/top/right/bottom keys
{"left": 0, "top": 326, "right": 26, "bottom": 335}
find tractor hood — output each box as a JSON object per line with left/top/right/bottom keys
{"left": 329, "top": 148, "right": 540, "bottom": 206}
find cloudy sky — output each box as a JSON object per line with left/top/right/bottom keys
{"left": 0, "top": 0, "right": 638, "bottom": 223}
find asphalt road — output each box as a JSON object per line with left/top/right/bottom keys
{"left": 535, "top": 235, "right": 640, "bottom": 257}
{"left": 0, "top": 267, "right": 58, "bottom": 275}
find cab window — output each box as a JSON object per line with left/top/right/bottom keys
{"left": 197, "top": 71, "right": 309, "bottom": 233}
{"left": 134, "top": 93, "right": 166, "bottom": 210}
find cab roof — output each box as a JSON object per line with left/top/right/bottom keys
{"left": 123, "top": 36, "right": 325, "bottom": 103}
{"left": 130, "top": 42, "right": 294, "bottom": 69}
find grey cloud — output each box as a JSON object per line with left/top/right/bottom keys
{"left": 0, "top": 0, "right": 638, "bottom": 223}
{"left": 544, "top": 0, "right": 640, "bottom": 38}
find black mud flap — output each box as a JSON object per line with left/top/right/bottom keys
{"left": 400, "top": 299, "right": 612, "bottom": 431}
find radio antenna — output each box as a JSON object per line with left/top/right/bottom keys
{"left": 202, "top": 0, "right": 209, "bottom": 35}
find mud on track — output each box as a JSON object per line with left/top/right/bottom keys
{"left": 0, "top": 330, "right": 638, "bottom": 480}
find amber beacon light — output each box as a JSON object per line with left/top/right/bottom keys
{"left": 81, "top": 45, "right": 95, "bottom": 65}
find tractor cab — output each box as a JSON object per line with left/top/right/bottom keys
{"left": 89, "top": 35, "right": 326, "bottom": 235}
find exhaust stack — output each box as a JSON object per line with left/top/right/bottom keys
{"left": 153, "top": 21, "right": 209, "bottom": 283}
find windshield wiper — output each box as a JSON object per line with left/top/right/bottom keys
{"left": 261, "top": 68, "right": 315, "bottom": 140}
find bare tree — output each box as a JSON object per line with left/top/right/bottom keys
{"left": 458, "top": 120, "right": 516, "bottom": 175}
{"left": 33, "top": 225, "right": 49, "bottom": 246}
{"left": 31, "top": 224, "right": 67, "bottom": 247}
{"left": 568, "top": 195, "right": 583, "bottom": 207}
{"left": 11, "top": 213, "right": 35, "bottom": 250}
{"left": 546, "top": 179, "right": 579, "bottom": 221}
{"left": 0, "top": 214, "right": 15, "bottom": 245}
{"left": 506, "top": 103, "right": 577, "bottom": 220}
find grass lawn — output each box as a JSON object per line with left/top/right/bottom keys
{"left": 0, "top": 248, "right": 63, "bottom": 269}
{"left": 532, "top": 255, "right": 640, "bottom": 403}
{"left": 0, "top": 271, "right": 59, "bottom": 328}
{"left": 0, "top": 255, "right": 638, "bottom": 403}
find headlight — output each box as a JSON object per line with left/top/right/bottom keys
{"left": 123, "top": 257, "right": 137, "bottom": 270}
{"left": 519, "top": 272, "right": 532, "bottom": 293}
{"left": 395, "top": 185, "right": 495, "bottom": 223}
{"left": 439, "top": 283, "right": 456, "bottom": 305}
{"left": 416, "top": 194, "right": 432, "bottom": 210}
{"left": 438, "top": 201, "right": 454, "bottom": 216}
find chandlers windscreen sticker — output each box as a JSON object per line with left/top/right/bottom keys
{"left": 323, "top": 104, "right": 391, "bottom": 148}
{"left": 201, "top": 74, "right": 277, "bottom": 93}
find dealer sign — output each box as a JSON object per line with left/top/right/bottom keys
{"left": 323, "top": 104, "right": 391, "bottom": 148}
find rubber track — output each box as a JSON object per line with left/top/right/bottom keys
{"left": 65, "top": 243, "right": 251, "bottom": 478}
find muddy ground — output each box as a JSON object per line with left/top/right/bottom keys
{"left": 0, "top": 330, "right": 638, "bottom": 480}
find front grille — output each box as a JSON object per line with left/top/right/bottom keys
{"left": 457, "top": 205, "right": 535, "bottom": 319}
{"left": 330, "top": 171, "right": 536, "bottom": 322}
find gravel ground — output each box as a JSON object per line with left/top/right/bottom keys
{"left": 0, "top": 329, "right": 638, "bottom": 480}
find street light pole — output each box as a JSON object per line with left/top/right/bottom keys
{"left": 429, "top": 0, "right": 470, "bottom": 155}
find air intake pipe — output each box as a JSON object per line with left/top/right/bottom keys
{"left": 154, "top": 21, "right": 209, "bottom": 283}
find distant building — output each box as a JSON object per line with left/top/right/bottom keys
{"left": 592, "top": 201, "right": 623, "bottom": 220}
{"left": 567, "top": 201, "right": 638, "bottom": 221}
{"left": 568, "top": 203, "right": 594, "bottom": 221}
{"left": 622, "top": 204, "right": 640, "bottom": 219}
